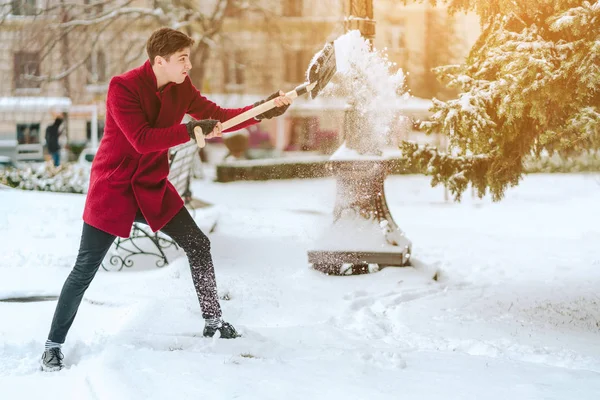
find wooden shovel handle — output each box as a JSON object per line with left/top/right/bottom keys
{"left": 193, "top": 87, "right": 304, "bottom": 149}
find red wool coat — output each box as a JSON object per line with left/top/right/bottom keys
{"left": 83, "top": 60, "right": 257, "bottom": 237}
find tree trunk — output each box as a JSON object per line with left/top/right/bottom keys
{"left": 190, "top": 41, "right": 211, "bottom": 91}
{"left": 59, "top": 0, "right": 71, "bottom": 99}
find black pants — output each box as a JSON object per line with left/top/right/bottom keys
{"left": 47, "top": 206, "right": 221, "bottom": 343}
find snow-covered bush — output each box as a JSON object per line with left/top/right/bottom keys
{"left": 403, "top": 140, "right": 600, "bottom": 200}
{"left": 0, "top": 162, "right": 90, "bottom": 194}
{"left": 524, "top": 151, "right": 600, "bottom": 173}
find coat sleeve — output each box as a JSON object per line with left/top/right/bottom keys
{"left": 107, "top": 77, "right": 190, "bottom": 154}
{"left": 186, "top": 84, "right": 258, "bottom": 133}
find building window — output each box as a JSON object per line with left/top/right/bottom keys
{"left": 14, "top": 52, "right": 41, "bottom": 89}
{"left": 11, "top": 0, "right": 36, "bottom": 16}
{"left": 388, "top": 25, "right": 406, "bottom": 52}
{"left": 284, "top": 49, "right": 311, "bottom": 83}
{"left": 282, "top": 0, "right": 302, "bottom": 17}
{"left": 16, "top": 123, "right": 40, "bottom": 144}
{"left": 86, "top": 50, "right": 107, "bottom": 84}
{"left": 86, "top": 120, "right": 105, "bottom": 141}
{"left": 287, "top": 117, "right": 319, "bottom": 151}
{"left": 223, "top": 51, "right": 245, "bottom": 89}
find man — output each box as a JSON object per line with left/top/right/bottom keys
{"left": 40, "top": 27, "right": 292, "bottom": 372}
{"left": 45, "top": 112, "right": 65, "bottom": 167}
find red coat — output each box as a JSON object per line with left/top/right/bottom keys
{"left": 83, "top": 61, "right": 257, "bottom": 237}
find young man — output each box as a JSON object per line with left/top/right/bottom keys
{"left": 40, "top": 27, "right": 292, "bottom": 372}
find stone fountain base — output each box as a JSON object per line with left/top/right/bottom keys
{"left": 307, "top": 159, "right": 412, "bottom": 275}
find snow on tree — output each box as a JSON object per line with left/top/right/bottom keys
{"left": 401, "top": 0, "right": 600, "bottom": 201}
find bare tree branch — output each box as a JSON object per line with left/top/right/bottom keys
{"left": 58, "top": 7, "right": 165, "bottom": 28}
{"left": 2, "top": 0, "right": 281, "bottom": 92}
{"left": 25, "top": 16, "right": 119, "bottom": 81}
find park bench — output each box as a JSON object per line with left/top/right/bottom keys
{"left": 102, "top": 140, "right": 200, "bottom": 271}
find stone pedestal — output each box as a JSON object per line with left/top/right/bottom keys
{"left": 308, "top": 159, "right": 412, "bottom": 275}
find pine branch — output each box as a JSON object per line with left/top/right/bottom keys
{"left": 400, "top": 141, "right": 502, "bottom": 201}
{"left": 410, "top": 1, "right": 600, "bottom": 200}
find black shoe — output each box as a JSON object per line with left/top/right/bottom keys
{"left": 203, "top": 321, "right": 240, "bottom": 339}
{"left": 40, "top": 347, "right": 64, "bottom": 372}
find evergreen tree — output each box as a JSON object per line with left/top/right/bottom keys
{"left": 401, "top": 0, "right": 600, "bottom": 201}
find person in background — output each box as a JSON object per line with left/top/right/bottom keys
{"left": 40, "top": 27, "right": 292, "bottom": 372}
{"left": 45, "top": 112, "right": 65, "bottom": 167}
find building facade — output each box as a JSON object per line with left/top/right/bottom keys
{"left": 374, "top": 1, "right": 481, "bottom": 99}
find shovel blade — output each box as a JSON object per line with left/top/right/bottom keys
{"left": 306, "top": 42, "right": 337, "bottom": 99}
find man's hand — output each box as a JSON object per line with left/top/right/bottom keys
{"left": 186, "top": 119, "right": 223, "bottom": 141}
{"left": 205, "top": 122, "right": 223, "bottom": 139}
{"left": 254, "top": 91, "right": 292, "bottom": 120}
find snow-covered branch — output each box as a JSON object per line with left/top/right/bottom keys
{"left": 402, "top": 0, "right": 600, "bottom": 201}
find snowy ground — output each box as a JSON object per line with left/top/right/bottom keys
{"left": 1, "top": 172, "right": 600, "bottom": 399}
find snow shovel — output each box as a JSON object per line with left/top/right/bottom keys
{"left": 194, "top": 39, "right": 344, "bottom": 147}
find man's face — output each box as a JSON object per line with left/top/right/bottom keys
{"left": 157, "top": 48, "right": 192, "bottom": 84}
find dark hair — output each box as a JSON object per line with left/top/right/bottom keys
{"left": 146, "top": 28, "right": 195, "bottom": 65}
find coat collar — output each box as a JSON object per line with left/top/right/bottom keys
{"left": 141, "top": 60, "right": 176, "bottom": 95}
